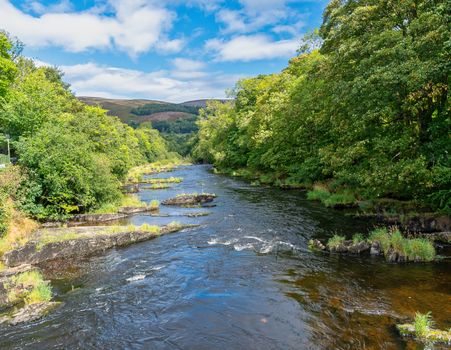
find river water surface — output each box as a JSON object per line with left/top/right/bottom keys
{"left": 1, "top": 165, "right": 450, "bottom": 349}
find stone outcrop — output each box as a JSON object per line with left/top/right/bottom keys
{"left": 329, "top": 240, "right": 371, "bottom": 254}
{"left": 71, "top": 213, "right": 128, "bottom": 223}
{"left": 0, "top": 302, "right": 61, "bottom": 326}
{"left": 2, "top": 224, "right": 191, "bottom": 268}
{"left": 162, "top": 194, "right": 216, "bottom": 206}
{"left": 118, "top": 206, "right": 155, "bottom": 214}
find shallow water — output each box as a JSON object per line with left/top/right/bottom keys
{"left": 1, "top": 165, "right": 450, "bottom": 349}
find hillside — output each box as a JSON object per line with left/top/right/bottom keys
{"left": 78, "top": 96, "right": 230, "bottom": 125}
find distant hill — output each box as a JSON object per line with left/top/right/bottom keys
{"left": 78, "top": 96, "right": 230, "bottom": 125}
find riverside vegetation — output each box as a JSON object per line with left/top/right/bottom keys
{"left": 0, "top": 31, "right": 189, "bottom": 322}
{"left": 193, "top": 0, "right": 450, "bottom": 217}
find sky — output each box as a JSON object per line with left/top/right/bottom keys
{"left": 1, "top": 0, "right": 328, "bottom": 102}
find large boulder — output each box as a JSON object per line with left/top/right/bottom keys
{"left": 162, "top": 194, "right": 216, "bottom": 206}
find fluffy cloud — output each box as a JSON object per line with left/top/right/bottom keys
{"left": 206, "top": 34, "right": 299, "bottom": 61}
{"left": 0, "top": 0, "right": 179, "bottom": 56}
{"left": 51, "top": 61, "right": 241, "bottom": 102}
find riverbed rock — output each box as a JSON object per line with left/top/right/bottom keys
{"left": 162, "top": 194, "right": 216, "bottom": 206}
{"left": 118, "top": 206, "right": 155, "bottom": 214}
{"left": 397, "top": 323, "right": 451, "bottom": 343}
{"left": 308, "top": 239, "right": 326, "bottom": 251}
{"left": 370, "top": 242, "right": 382, "bottom": 255}
{"left": 347, "top": 241, "right": 371, "bottom": 254}
{"left": 71, "top": 213, "right": 128, "bottom": 223}
{"left": 2, "top": 224, "right": 192, "bottom": 268}
{"left": 0, "top": 302, "right": 61, "bottom": 326}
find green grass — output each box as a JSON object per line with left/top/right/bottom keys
{"left": 145, "top": 177, "right": 183, "bottom": 184}
{"left": 323, "top": 192, "right": 356, "bottom": 207}
{"left": 149, "top": 200, "right": 160, "bottom": 210}
{"left": 36, "top": 231, "right": 79, "bottom": 250}
{"left": 368, "top": 227, "right": 436, "bottom": 262}
{"left": 8, "top": 270, "right": 52, "bottom": 305}
{"left": 327, "top": 234, "right": 346, "bottom": 249}
{"left": 92, "top": 195, "right": 149, "bottom": 214}
{"left": 306, "top": 184, "right": 357, "bottom": 208}
{"left": 352, "top": 233, "right": 365, "bottom": 244}
{"left": 307, "top": 188, "right": 331, "bottom": 202}
{"left": 415, "top": 312, "right": 433, "bottom": 339}
{"left": 148, "top": 183, "right": 171, "bottom": 189}
{"left": 25, "top": 282, "right": 52, "bottom": 304}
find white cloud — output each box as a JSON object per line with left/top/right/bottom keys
{"left": 53, "top": 61, "right": 242, "bottom": 102}
{"left": 172, "top": 58, "right": 206, "bottom": 71}
{"left": 0, "top": 0, "right": 179, "bottom": 56}
{"left": 206, "top": 34, "right": 299, "bottom": 61}
{"left": 23, "top": 0, "right": 73, "bottom": 15}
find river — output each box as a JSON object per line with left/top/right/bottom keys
{"left": 1, "top": 165, "right": 450, "bottom": 349}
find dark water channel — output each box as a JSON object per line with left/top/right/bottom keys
{"left": 1, "top": 165, "right": 450, "bottom": 349}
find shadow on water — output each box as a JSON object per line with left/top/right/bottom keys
{"left": 0, "top": 165, "right": 449, "bottom": 349}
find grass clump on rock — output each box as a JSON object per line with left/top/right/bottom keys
{"left": 369, "top": 227, "right": 436, "bottom": 262}
{"left": 9, "top": 270, "right": 52, "bottom": 305}
{"left": 397, "top": 312, "right": 451, "bottom": 344}
{"left": 327, "top": 235, "right": 346, "bottom": 249}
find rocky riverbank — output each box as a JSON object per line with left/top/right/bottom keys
{"left": 0, "top": 222, "right": 194, "bottom": 325}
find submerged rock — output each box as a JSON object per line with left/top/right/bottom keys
{"left": 0, "top": 302, "right": 61, "bottom": 326}
{"left": 308, "top": 239, "right": 326, "bottom": 251}
{"left": 162, "top": 194, "right": 216, "bottom": 206}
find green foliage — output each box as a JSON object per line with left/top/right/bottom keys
{"left": 352, "top": 233, "right": 365, "bottom": 244}
{"left": 327, "top": 235, "right": 346, "bottom": 249}
{"left": 152, "top": 115, "right": 198, "bottom": 134}
{"left": 131, "top": 102, "right": 199, "bottom": 116}
{"left": 369, "top": 227, "right": 436, "bottom": 262}
{"left": 414, "top": 312, "right": 433, "bottom": 339}
{"left": 0, "top": 34, "right": 172, "bottom": 220}
{"left": 194, "top": 0, "right": 450, "bottom": 212}
{"left": 0, "top": 32, "right": 19, "bottom": 98}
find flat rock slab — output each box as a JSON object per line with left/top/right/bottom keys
{"left": 2, "top": 225, "right": 190, "bottom": 268}
{"left": 71, "top": 213, "right": 128, "bottom": 223}
{"left": 0, "top": 302, "right": 61, "bottom": 326}
{"left": 162, "top": 194, "right": 216, "bottom": 206}
{"left": 118, "top": 207, "right": 154, "bottom": 214}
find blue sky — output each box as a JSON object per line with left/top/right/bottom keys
{"left": 1, "top": 0, "right": 328, "bottom": 102}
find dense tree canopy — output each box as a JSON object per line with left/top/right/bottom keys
{"left": 194, "top": 0, "right": 450, "bottom": 212}
{"left": 0, "top": 32, "right": 171, "bottom": 219}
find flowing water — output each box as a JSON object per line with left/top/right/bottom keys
{"left": 1, "top": 165, "right": 450, "bottom": 349}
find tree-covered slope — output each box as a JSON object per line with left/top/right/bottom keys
{"left": 194, "top": 0, "right": 450, "bottom": 213}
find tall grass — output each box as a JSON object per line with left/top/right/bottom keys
{"left": 9, "top": 270, "right": 52, "bottom": 304}
{"left": 0, "top": 207, "right": 38, "bottom": 255}
{"left": 369, "top": 227, "right": 436, "bottom": 262}
{"left": 327, "top": 234, "right": 346, "bottom": 249}
{"left": 414, "top": 312, "right": 433, "bottom": 339}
